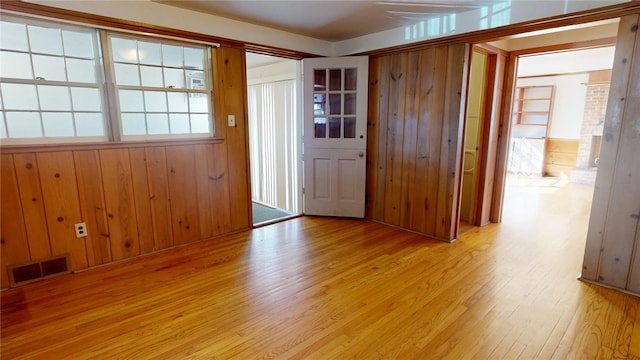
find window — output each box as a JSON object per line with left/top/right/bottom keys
{"left": 108, "top": 35, "right": 213, "bottom": 139}
{"left": 0, "top": 15, "right": 215, "bottom": 145}
{"left": 0, "top": 17, "right": 106, "bottom": 143}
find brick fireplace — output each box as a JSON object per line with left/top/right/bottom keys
{"left": 570, "top": 70, "right": 611, "bottom": 185}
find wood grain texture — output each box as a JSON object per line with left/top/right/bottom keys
{"left": 366, "top": 44, "right": 468, "bottom": 241}
{"left": 12, "top": 153, "right": 51, "bottom": 260}
{"left": 165, "top": 145, "right": 200, "bottom": 245}
{"left": 99, "top": 149, "right": 140, "bottom": 261}
{"left": 129, "top": 148, "right": 156, "bottom": 254}
{"left": 582, "top": 13, "right": 640, "bottom": 292}
{"left": 1, "top": 181, "right": 639, "bottom": 359}
{"left": 145, "top": 146, "right": 174, "bottom": 251}
{"left": 0, "top": 155, "right": 30, "bottom": 288}
{"left": 73, "top": 150, "right": 111, "bottom": 266}
{"left": 36, "top": 152, "right": 88, "bottom": 270}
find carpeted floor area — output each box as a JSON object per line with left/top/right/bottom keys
{"left": 252, "top": 202, "right": 293, "bottom": 224}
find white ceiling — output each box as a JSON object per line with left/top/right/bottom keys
{"left": 157, "top": 0, "right": 504, "bottom": 41}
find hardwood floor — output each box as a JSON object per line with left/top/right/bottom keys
{"left": 2, "top": 179, "right": 639, "bottom": 359}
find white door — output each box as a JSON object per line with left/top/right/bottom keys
{"left": 302, "top": 56, "right": 368, "bottom": 217}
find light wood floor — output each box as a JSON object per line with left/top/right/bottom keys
{"left": 2, "top": 179, "right": 640, "bottom": 359}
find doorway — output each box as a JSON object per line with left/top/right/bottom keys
{"left": 246, "top": 52, "right": 302, "bottom": 226}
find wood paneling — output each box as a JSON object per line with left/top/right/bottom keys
{"left": 582, "top": 14, "right": 640, "bottom": 295}
{"left": 215, "top": 47, "right": 252, "bottom": 232}
{"left": 0, "top": 155, "right": 30, "bottom": 288}
{"left": 2, "top": 183, "right": 640, "bottom": 358}
{"left": 543, "top": 138, "right": 579, "bottom": 177}
{"left": 74, "top": 150, "right": 111, "bottom": 266}
{"left": 12, "top": 153, "right": 51, "bottom": 260}
{"left": 1, "top": 44, "right": 251, "bottom": 289}
{"left": 366, "top": 44, "right": 469, "bottom": 241}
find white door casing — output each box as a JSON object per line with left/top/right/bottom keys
{"left": 302, "top": 56, "right": 368, "bottom": 217}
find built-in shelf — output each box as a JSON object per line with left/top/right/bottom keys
{"left": 512, "top": 85, "right": 555, "bottom": 126}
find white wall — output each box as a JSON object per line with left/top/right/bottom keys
{"left": 515, "top": 74, "right": 589, "bottom": 139}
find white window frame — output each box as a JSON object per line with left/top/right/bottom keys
{"left": 0, "top": 14, "right": 217, "bottom": 146}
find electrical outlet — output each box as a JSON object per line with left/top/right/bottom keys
{"left": 75, "top": 222, "right": 88, "bottom": 238}
{"left": 228, "top": 114, "right": 236, "bottom": 127}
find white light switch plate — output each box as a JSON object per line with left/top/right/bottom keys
{"left": 228, "top": 115, "right": 236, "bottom": 127}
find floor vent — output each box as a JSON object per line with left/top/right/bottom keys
{"left": 8, "top": 254, "right": 71, "bottom": 287}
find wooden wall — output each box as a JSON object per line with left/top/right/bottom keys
{"left": 366, "top": 44, "right": 470, "bottom": 241}
{"left": 0, "top": 46, "right": 251, "bottom": 289}
{"left": 581, "top": 14, "right": 640, "bottom": 295}
{"left": 543, "top": 138, "right": 579, "bottom": 177}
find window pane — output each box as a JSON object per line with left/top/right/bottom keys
{"left": 314, "top": 117, "right": 326, "bottom": 138}
{"left": 121, "top": 113, "right": 146, "bottom": 135}
{"left": 314, "top": 69, "right": 326, "bottom": 90}
{"left": 71, "top": 87, "right": 101, "bottom": 111}
{"left": 190, "top": 114, "right": 209, "bottom": 133}
{"left": 0, "top": 51, "right": 33, "bottom": 79}
{"left": 62, "top": 30, "right": 94, "bottom": 58}
{"left": 344, "top": 93, "right": 356, "bottom": 115}
{"left": 140, "top": 66, "right": 164, "bottom": 87}
{"left": 119, "top": 90, "right": 144, "bottom": 111}
{"left": 147, "top": 113, "right": 169, "bottom": 134}
{"left": 169, "top": 113, "right": 189, "bottom": 134}
{"left": 6, "top": 112, "right": 42, "bottom": 138}
{"left": 28, "top": 25, "right": 63, "bottom": 55}
{"left": 164, "top": 68, "right": 185, "bottom": 88}
{"left": 1, "top": 22, "right": 29, "bottom": 51}
{"left": 168, "top": 92, "right": 188, "bottom": 112}
{"left": 184, "top": 47, "right": 204, "bottom": 69}
{"left": 75, "top": 113, "right": 104, "bottom": 136}
{"left": 329, "top": 69, "right": 341, "bottom": 91}
{"left": 187, "top": 71, "right": 205, "bottom": 90}
{"left": 344, "top": 117, "right": 356, "bottom": 138}
{"left": 329, "top": 117, "right": 341, "bottom": 138}
{"left": 314, "top": 93, "right": 326, "bottom": 115}
{"left": 1, "top": 119, "right": 7, "bottom": 139}
{"left": 189, "top": 94, "right": 208, "bottom": 113}
{"left": 1, "top": 84, "right": 39, "bottom": 110}
{"left": 344, "top": 68, "right": 357, "bottom": 91}
{"left": 329, "top": 94, "right": 341, "bottom": 115}
{"left": 162, "top": 44, "right": 183, "bottom": 67}
{"left": 111, "top": 37, "right": 138, "bottom": 63}
{"left": 144, "top": 91, "right": 167, "bottom": 112}
{"left": 38, "top": 85, "right": 71, "bottom": 111}
{"left": 33, "top": 55, "right": 66, "bottom": 81}
{"left": 66, "top": 58, "right": 96, "bottom": 83}
{"left": 114, "top": 63, "right": 140, "bottom": 86}
{"left": 42, "top": 112, "right": 74, "bottom": 137}
{"left": 138, "top": 41, "right": 162, "bottom": 65}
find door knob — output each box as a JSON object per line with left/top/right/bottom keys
{"left": 358, "top": 152, "right": 364, "bottom": 158}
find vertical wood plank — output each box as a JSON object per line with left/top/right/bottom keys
{"left": 74, "top": 150, "right": 111, "bottom": 266}
{"left": 0, "top": 155, "right": 30, "bottom": 288}
{"left": 582, "top": 14, "right": 639, "bottom": 282}
{"left": 166, "top": 145, "right": 200, "bottom": 245}
{"left": 629, "top": 220, "right": 640, "bottom": 293}
{"left": 413, "top": 47, "right": 446, "bottom": 235}
{"left": 384, "top": 52, "right": 408, "bottom": 225}
{"left": 435, "top": 43, "right": 469, "bottom": 241}
{"left": 595, "top": 16, "right": 640, "bottom": 289}
{"left": 129, "top": 148, "right": 156, "bottom": 254}
{"left": 366, "top": 55, "right": 391, "bottom": 221}
{"left": 36, "top": 152, "right": 88, "bottom": 270}
{"left": 366, "top": 56, "right": 382, "bottom": 220}
{"left": 12, "top": 153, "right": 51, "bottom": 260}
{"left": 209, "top": 142, "right": 232, "bottom": 235}
{"left": 217, "top": 47, "right": 251, "bottom": 231}
{"left": 146, "top": 147, "right": 174, "bottom": 250}
{"left": 399, "top": 50, "right": 420, "bottom": 229}
{"left": 99, "top": 149, "right": 140, "bottom": 261}
{"left": 195, "top": 144, "right": 213, "bottom": 239}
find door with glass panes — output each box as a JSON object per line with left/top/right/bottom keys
{"left": 302, "top": 56, "right": 368, "bottom": 217}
